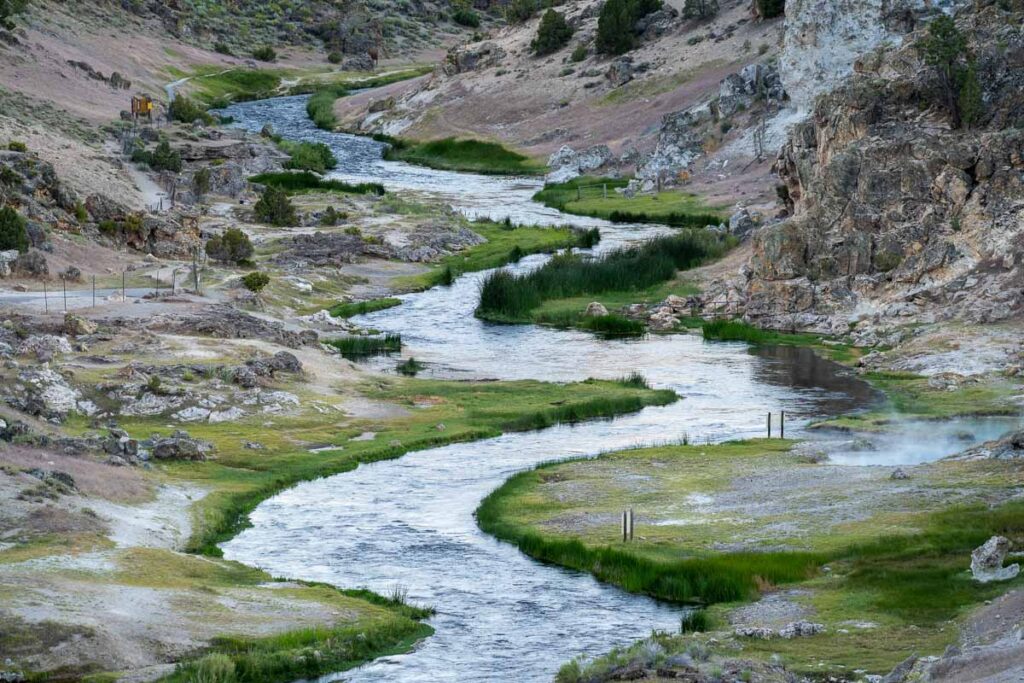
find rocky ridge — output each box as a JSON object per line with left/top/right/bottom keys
{"left": 706, "top": 0, "right": 1024, "bottom": 341}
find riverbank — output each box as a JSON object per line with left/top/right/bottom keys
{"left": 475, "top": 338, "right": 1024, "bottom": 680}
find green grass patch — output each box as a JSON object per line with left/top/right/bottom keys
{"left": 395, "top": 357, "right": 426, "bottom": 376}
{"left": 302, "top": 67, "right": 433, "bottom": 130}
{"left": 159, "top": 619, "right": 433, "bottom": 683}
{"left": 327, "top": 333, "right": 402, "bottom": 359}
{"left": 484, "top": 437, "right": 1024, "bottom": 676}
{"left": 476, "top": 231, "right": 732, "bottom": 322}
{"left": 250, "top": 171, "right": 384, "bottom": 196}
{"left": 329, "top": 297, "right": 402, "bottom": 318}
{"left": 395, "top": 221, "right": 596, "bottom": 291}
{"left": 579, "top": 314, "right": 645, "bottom": 338}
{"left": 382, "top": 137, "right": 544, "bottom": 176}
{"left": 533, "top": 177, "right": 723, "bottom": 227}
{"left": 701, "top": 319, "right": 862, "bottom": 365}
{"left": 183, "top": 67, "right": 284, "bottom": 106}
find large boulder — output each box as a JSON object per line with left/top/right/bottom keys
{"left": 443, "top": 42, "right": 505, "bottom": 75}
{"left": 970, "top": 535, "right": 1020, "bottom": 583}
{"left": 546, "top": 145, "right": 614, "bottom": 183}
{"left": 150, "top": 430, "right": 214, "bottom": 461}
{"left": 605, "top": 58, "right": 634, "bottom": 87}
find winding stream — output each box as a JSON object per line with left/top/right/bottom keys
{"left": 216, "top": 96, "right": 1015, "bottom": 681}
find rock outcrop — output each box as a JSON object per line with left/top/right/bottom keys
{"left": 729, "top": 1, "right": 1024, "bottom": 334}
{"left": 780, "top": 0, "right": 966, "bottom": 110}
{"left": 970, "top": 535, "right": 1021, "bottom": 583}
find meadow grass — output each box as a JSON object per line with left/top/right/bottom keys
{"left": 476, "top": 231, "right": 732, "bottom": 322}
{"left": 481, "top": 437, "right": 1024, "bottom": 676}
{"left": 381, "top": 137, "right": 545, "bottom": 175}
{"left": 250, "top": 171, "right": 385, "bottom": 196}
{"left": 328, "top": 297, "right": 402, "bottom": 318}
{"left": 184, "top": 67, "right": 284, "bottom": 105}
{"left": 394, "top": 221, "right": 595, "bottom": 291}
{"left": 327, "top": 334, "right": 402, "bottom": 359}
{"left": 533, "top": 177, "right": 723, "bottom": 226}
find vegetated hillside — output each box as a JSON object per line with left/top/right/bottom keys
{"left": 336, "top": 0, "right": 788, "bottom": 201}
{"left": 118, "top": 0, "right": 491, "bottom": 64}
{"left": 709, "top": 0, "right": 1024, "bottom": 342}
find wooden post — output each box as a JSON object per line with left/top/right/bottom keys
{"left": 122, "top": 271, "right": 126, "bottom": 301}
{"left": 767, "top": 412, "right": 772, "bottom": 439}
{"left": 62, "top": 278, "right": 67, "bottom": 311}
{"left": 621, "top": 511, "right": 627, "bottom": 542}
{"left": 603, "top": 184, "right": 607, "bottom": 199}
{"left": 628, "top": 507, "right": 634, "bottom": 541}
{"left": 92, "top": 275, "right": 96, "bottom": 308}
{"left": 576, "top": 185, "right": 581, "bottom": 201}
{"left": 780, "top": 411, "right": 785, "bottom": 439}
{"left": 43, "top": 280, "right": 48, "bottom": 313}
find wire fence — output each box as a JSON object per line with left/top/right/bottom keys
{"left": 8, "top": 266, "right": 201, "bottom": 314}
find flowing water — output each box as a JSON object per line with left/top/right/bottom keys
{"left": 217, "top": 96, "right": 1016, "bottom": 682}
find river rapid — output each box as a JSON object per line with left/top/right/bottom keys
{"left": 216, "top": 95, "right": 1014, "bottom": 682}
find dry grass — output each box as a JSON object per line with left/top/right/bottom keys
{"left": 0, "top": 446, "right": 152, "bottom": 503}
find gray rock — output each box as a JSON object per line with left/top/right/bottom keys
{"left": 890, "top": 467, "right": 910, "bottom": 480}
{"left": 778, "top": 620, "right": 825, "bottom": 638}
{"left": 605, "top": 58, "right": 634, "bottom": 87}
{"left": 728, "top": 208, "right": 756, "bottom": 238}
{"left": 971, "top": 536, "right": 1021, "bottom": 583}
{"left": 584, "top": 302, "right": 609, "bottom": 317}
{"left": 151, "top": 431, "right": 213, "bottom": 461}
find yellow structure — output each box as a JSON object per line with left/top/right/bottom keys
{"left": 131, "top": 94, "right": 154, "bottom": 120}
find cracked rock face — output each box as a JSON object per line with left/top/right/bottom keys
{"left": 731, "top": 2, "right": 1024, "bottom": 334}
{"left": 780, "top": 0, "right": 966, "bottom": 111}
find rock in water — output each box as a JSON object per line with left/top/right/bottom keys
{"left": 971, "top": 535, "right": 1020, "bottom": 583}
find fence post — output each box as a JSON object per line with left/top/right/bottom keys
{"left": 43, "top": 280, "right": 48, "bottom": 313}
{"left": 621, "top": 511, "right": 627, "bottom": 542}
{"left": 780, "top": 411, "right": 785, "bottom": 439}
{"left": 92, "top": 275, "right": 96, "bottom": 308}
{"left": 122, "top": 271, "right": 126, "bottom": 301}
{"left": 767, "top": 412, "right": 772, "bottom": 439}
{"left": 603, "top": 183, "right": 607, "bottom": 199}
{"left": 62, "top": 278, "right": 67, "bottom": 311}
{"left": 628, "top": 507, "right": 634, "bottom": 541}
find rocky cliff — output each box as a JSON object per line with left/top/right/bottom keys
{"left": 719, "top": 0, "right": 1024, "bottom": 343}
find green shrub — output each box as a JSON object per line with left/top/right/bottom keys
{"left": 252, "top": 45, "right": 277, "bottom": 62}
{"left": 505, "top": 0, "right": 538, "bottom": 23}
{"left": 0, "top": 0, "right": 28, "bottom": 29}
{"left": 329, "top": 297, "right": 402, "bottom": 318}
{"left": 150, "top": 140, "right": 182, "bottom": 173}
{"left": 193, "top": 167, "right": 212, "bottom": 197}
{"left": 7, "top": 140, "right": 26, "bottom": 152}
{"left": 282, "top": 141, "right": 337, "bottom": 173}
{"left": 327, "top": 50, "right": 343, "bottom": 64}
{"left": 253, "top": 186, "right": 297, "bottom": 226}
{"left": 755, "top": 0, "right": 785, "bottom": 17}
{"left": 682, "top": 0, "right": 718, "bottom": 18}
{"left": 0, "top": 206, "right": 29, "bottom": 253}
{"left": 570, "top": 44, "right": 588, "bottom": 62}
{"left": 213, "top": 41, "right": 233, "bottom": 56}
{"left": 596, "top": 0, "right": 663, "bottom": 55}
{"left": 169, "top": 95, "right": 213, "bottom": 124}
{"left": 452, "top": 7, "right": 480, "bottom": 27}
{"left": 206, "top": 228, "right": 254, "bottom": 265}
{"left": 532, "top": 10, "right": 574, "bottom": 56}
{"left": 241, "top": 271, "right": 271, "bottom": 293}
{"left": 74, "top": 201, "right": 88, "bottom": 223}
